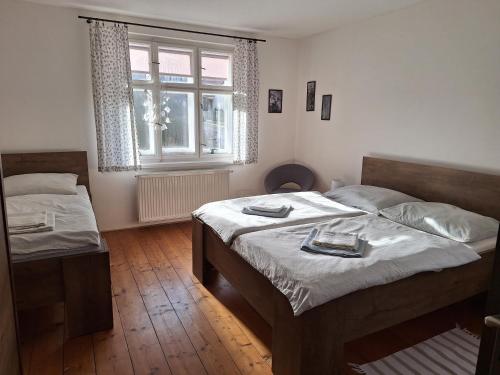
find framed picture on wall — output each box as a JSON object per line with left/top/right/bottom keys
{"left": 268, "top": 89, "right": 283, "bottom": 113}
{"left": 321, "top": 95, "right": 332, "bottom": 120}
{"left": 306, "top": 81, "right": 316, "bottom": 111}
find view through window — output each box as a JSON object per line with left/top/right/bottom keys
{"left": 129, "top": 41, "right": 233, "bottom": 163}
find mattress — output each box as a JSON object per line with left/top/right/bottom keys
{"left": 466, "top": 236, "right": 497, "bottom": 254}
{"left": 231, "top": 215, "right": 482, "bottom": 316}
{"left": 11, "top": 237, "right": 106, "bottom": 263}
{"left": 193, "top": 191, "right": 365, "bottom": 244}
{"left": 7, "top": 186, "right": 100, "bottom": 256}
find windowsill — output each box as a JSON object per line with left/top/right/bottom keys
{"left": 139, "top": 159, "right": 233, "bottom": 172}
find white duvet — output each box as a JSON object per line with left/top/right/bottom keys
{"left": 232, "top": 214, "right": 481, "bottom": 316}
{"left": 6, "top": 186, "right": 100, "bottom": 254}
{"left": 193, "top": 191, "right": 365, "bottom": 244}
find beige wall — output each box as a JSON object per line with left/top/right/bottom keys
{"left": 0, "top": 0, "right": 298, "bottom": 230}
{"left": 295, "top": 0, "right": 500, "bottom": 191}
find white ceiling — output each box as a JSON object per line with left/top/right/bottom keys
{"left": 25, "top": 0, "right": 425, "bottom": 38}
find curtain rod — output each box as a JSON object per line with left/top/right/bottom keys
{"left": 78, "top": 16, "right": 266, "bottom": 43}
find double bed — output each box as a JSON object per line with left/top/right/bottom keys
{"left": 2, "top": 152, "right": 113, "bottom": 338}
{"left": 193, "top": 156, "right": 500, "bottom": 375}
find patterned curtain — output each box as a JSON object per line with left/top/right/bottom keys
{"left": 89, "top": 22, "right": 140, "bottom": 172}
{"left": 232, "top": 40, "right": 259, "bottom": 164}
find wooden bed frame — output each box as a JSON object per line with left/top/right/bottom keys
{"left": 193, "top": 156, "right": 500, "bottom": 375}
{"left": 2, "top": 152, "right": 113, "bottom": 338}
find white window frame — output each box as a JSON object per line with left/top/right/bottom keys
{"left": 130, "top": 37, "right": 234, "bottom": 167}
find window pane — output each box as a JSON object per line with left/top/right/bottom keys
{"left": 130, "top": 45, "right": 151, "bottom": 81}
{"left": 133, "top": 89, "right": 154, "bottom": 154}
{"left": 159, "top": 48, "right": 194, "bottom": 84}
{"left": 201, "top": 52, "right": 231, "bottom": 87}
{"left": 160, "top": 91, "right": 195, "bottom": 154}
{"left": 201, "top": 93, "right": 232, "bottom": 154}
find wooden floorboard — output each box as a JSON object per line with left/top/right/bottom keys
{"left": 135, "top": 227, "right": 243, "bottom": 375}
{"left": 106, "top": 232, "right": 173, "bottom": 375}
{"left": 21, "top": 304, "right": 65, "bottom": 375}
{"left": 92, "top": 298, "right": 134, "bottom": 375}
{"left": 18, "top": 223, "right": 486, "bottom": 375}
{"left": 63, "top": 335, "right": 96, "bottom": 375}
{"left": 118, "top": 230, "right": 208, "bottom": 375}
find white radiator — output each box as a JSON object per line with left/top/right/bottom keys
{"left": 137, "top": 169, "right": 230, "bottom": 223}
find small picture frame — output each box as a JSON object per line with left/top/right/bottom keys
{"left": 306, "top": 81, "right": 316, "bottom": 111}
{"left": 321, "top": 95, "right": 332, "bottom": 120}
{"left": 268, "top": 89, "right": 283, "bottom": 113}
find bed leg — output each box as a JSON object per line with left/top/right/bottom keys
{"left": 272, "top": 290, "right": 345, "bottom": 375}
{"left": 62, "top": 251, "right": 113, "bottom": 338}
{"left": 192, "top": 217, "right": 210, "bottom": 285}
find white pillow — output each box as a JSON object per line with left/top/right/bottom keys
{"left": 380, "top": 202, "right": 499, "bottom": 243}
{"left": 4, "top": 173, "right": 78, "bottom": 197}
{"left": 324, "top": 185, "right": 422, "bottom": 214}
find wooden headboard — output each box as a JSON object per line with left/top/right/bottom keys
{"left": 1, "top": 152, "right": 90, "bottom": 194}
{"left": 361, "top": 156, "right": 500, "bottom": 220}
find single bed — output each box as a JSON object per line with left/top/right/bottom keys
{"left": 2, "top": 151, "right": 113, "bottom": 338}
{"left": 193, "top": 156, "right": 500, "bottom": 375}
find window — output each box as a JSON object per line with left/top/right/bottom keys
{"left": 201, "top": 51, "right": 232, "bottom": 87}
{"left": 130, "top": 40, "right": 233, "bottom": 164}
{"left": 130, "top": 43, "right": 152, "bottom": 81}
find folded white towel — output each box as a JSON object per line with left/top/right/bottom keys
{"left": 248, "top": 203, "right": 288, "bottom": 213}
{"left": 312, "top": 230, "right": 359, "bottom": 250}
{"left": 8, "top": 211, "right": 48, "bottom": 229}
{"left": 9, "top": 212, "right": 55, "bottom": 235}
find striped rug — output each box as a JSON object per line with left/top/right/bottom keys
{"left": 350, "top": 327, "right": 480, "bottom": 374}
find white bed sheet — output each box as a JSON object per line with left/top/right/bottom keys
{"left": 193, "top": 191, "right": 365, "bottom": 244}
{"left": 231, "top": 215, "right": 481, "bottom": 316}
{"left": 7, "top": 186, "right": 100, "bottom": 254}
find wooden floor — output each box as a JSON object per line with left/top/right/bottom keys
{"left": 17, "top": 223, "right": 487, "bottom": 375}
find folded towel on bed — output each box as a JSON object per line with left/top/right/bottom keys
{"left": 8, "top": 211, "right": 48, "bottom": 229}
{"left": 242, "top": 205, "right": 293, "bottom": 218}
{"left": 301, "top": 228, "right": 366, "bottom": 257}
{"left": 248, "top": 203, "right": 288, "bottom": 213}
{"left": 312, "top": 230, "right": 359, "bottom": 250}
{"left": 9, "top": 212, "right": 55, "bottom": 235}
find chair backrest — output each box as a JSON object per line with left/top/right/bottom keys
{"left": 264, "top": 164, "right": 315, "bottom": 193}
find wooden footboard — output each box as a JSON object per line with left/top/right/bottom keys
{"left": 13, "top": 248, "right": 113, "bottom": 338}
